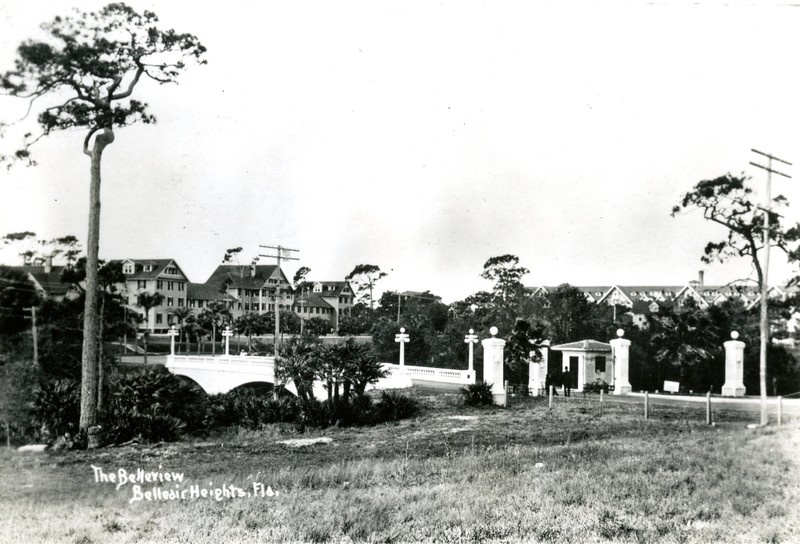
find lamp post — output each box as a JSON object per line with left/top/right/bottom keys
{"left": 464, "top": 328, "right": 479, "bottom": 372}
{"left": 222, "top": 325, "right": 234, "bottom": 356}
{"left": 395, "top": 327, "right": 410, "bottom": 367}
{"left": 168, "top": 325, "right": 179, "bottom": 356}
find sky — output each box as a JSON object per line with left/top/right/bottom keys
{"left": 1, "top": 1, "right": 800, "bottom": 303}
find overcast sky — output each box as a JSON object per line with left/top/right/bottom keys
{"left": 1, "top": 1, "right": 799, "bottom": 302}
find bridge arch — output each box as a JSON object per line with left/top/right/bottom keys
{"left": 165, "top": 354, "right": 300, "bottom": 396}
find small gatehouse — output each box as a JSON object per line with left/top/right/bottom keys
{"left": 550, "top": 339, "right": 614, "bottom": 393}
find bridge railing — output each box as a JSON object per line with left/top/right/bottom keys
{"left": 166, "top": 354, "right": 276, "bottom": 367}
{"left": 382, "top": 363, "right": 475, "bottom": 385}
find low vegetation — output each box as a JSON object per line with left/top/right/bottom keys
{"left": 1, "top": 388, "right": 797, "bottom": 544}
{"left": 460, "top": 382, "right": 495, "bottom": 406}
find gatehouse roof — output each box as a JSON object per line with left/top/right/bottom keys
{"left": 551, "top": 339, "right": 612, "bottom": 352}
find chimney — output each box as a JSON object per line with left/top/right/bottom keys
{"left": 250, "top": 263, "right": 256, "bottom": 277}
{"left": 44, "top": 255, "right": 52, "bottom": 274}
{"left": 698, "top": 270, "right": 704, "bottom": 286}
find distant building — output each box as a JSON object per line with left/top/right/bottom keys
{"left": 186, "top": 282, "right": 237, "bottom": 311}
{"left": 308, "top": 281, "right": 357, "bottom": 328}
{"left": 527, "top": 271, "right": 793, "bottom": 329}
{"left": 14, "top": 257, "right": 75, "bottom": 302}
{"left": 196, "top": 264, "right": 294, "bottom": 320}
{"left": 110, "top": 258, "right": 189, "bottom": 333}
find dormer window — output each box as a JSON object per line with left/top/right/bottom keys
{"left": 123, "top": 263, "right": 134, "bottom": 274}
{"left": 143, "top": 265, "right": 153, "bottom": 272}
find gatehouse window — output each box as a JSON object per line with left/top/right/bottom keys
{"left": 596, "top": 356, "right": 606, "bottom": 373}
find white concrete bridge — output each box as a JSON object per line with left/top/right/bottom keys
{"left": 165, "top": 354, "right": 475, "bottom": 398}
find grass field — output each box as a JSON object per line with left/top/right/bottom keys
{"left": 1, "top": 389, "right": 798, "bottom": 543}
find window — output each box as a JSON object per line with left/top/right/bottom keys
{"left": 198, "top": 300, "right": 204, "bottom": 308}
{"left": 143, "top": 265, "right": 153, "bottom": 272}
{"left": 167, "top": 281, "right": 174, "bottom": 290}
{"left": 137, "top": 280, "right": 147, "bottom": 289}
{"left": 178, "top": 283, "right": 185, "bottom": 291}
{"left": 157, "top": 280, "right": 163, "bottom": 289}
{"left": 595, "top": 356, "right": 606, "bottom": 373}
{"left": 178, "top": 298, "right": 184, "bottom": 307}
{"left": 156, "top": 314, "right": 163, "bottom": 324}
{"left": 165, "top": 266, "right": 178, "bottom": 275}
{"left": 167, "top": 297, "right": 174, "bottom": 307}
{"left": 123, "top": 263, "right": 133, "bottom": 274}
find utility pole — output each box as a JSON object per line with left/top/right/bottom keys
{"left": 24, "top": 306, "right": 38, "bottom": 367}
{"left": 259, "top": 244, "right": 299, "bottom": 352}
{"left": 749, "top": 148, "right": 792, "bottom": 426}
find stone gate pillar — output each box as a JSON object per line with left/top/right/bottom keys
{"left": 610, "top": 329, "right": 631, "bottom": 395}
{"left": 528, "top": 340, "right": 549, "bottom": 396}
{"left": 482, "top": 326, "right": 506, "bottom": 406}
{"left": 722, "top": 331, "right": 746, "bottom": 397}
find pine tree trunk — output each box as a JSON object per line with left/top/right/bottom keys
{"left": 97, "top": 294, "right": 105, "bottom": 413}
{"left": 79, "top": 128, "right": 114, "bottom": 435}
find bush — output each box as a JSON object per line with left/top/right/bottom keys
{"left": 30, "top": 378, "right": 81, "bottom": 441}
{"left": 1, "top": 352, "right": 41, "bottom": 446}
{"left": 208, "top": 388, "right": 298, "bottom": 429}
{"left": 461, "top": 382, "right": 495, "bottom": 406}
{"left": 291, "top": 392, "right": 419, "bottom": 429}
{"left": 583, "top": 379, "right": 610, "bottom": 394}
{"left": 100, "top": 367, "right": 209, "bottom": 445}
{"left": 372, "top": 391, "right": 419, "bottom": 423}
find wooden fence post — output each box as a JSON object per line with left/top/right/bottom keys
{"left": 706, "top": 392, "right": 712, "bottom": 425}
{"left": 644, "top": 391, "right": 649, "bottom": 420}
{"left": 549, "top": 385, "right": 553, "bottom": 410}
{"left": 777, "top": 396, "right": 783, "bottom": 427}
{"left": 599, "top": 389, "right": 604, "bottom": 417}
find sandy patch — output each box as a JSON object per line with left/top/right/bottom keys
{"left": 278, "top": 437, "right": 333, "bottom": 447}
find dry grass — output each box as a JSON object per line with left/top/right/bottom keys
{"left": 1, "top": 388, "right": 798, "bottom": 543}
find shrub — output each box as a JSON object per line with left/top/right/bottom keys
{"left": 372, "top": 391, "right": 419, "bottom": 423}
{"left": 30, "top": 378, "right": 81, "bottom": 441}
{"left": 208, "top": 388, "right": 298, "bottom": 429}
{"left": 461, "top": 382, "right": 495, "bottom": 406}
{"left": 1, "top": 352, "right": 41, "bottom": 445}
{"left": 287, "top": 391, "right": 420, "bottom": 430}
{"left": 583, "top": 379, "right": 610, "bottom": 394}
{"left": 100, "top": 367, "right": 208, "bottom": 445}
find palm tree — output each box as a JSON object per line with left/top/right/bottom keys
{"left": 198, "top": 301, "right": 230, "bottom": 355}
{"left": 235, "top": 312, "right": 267, "bottom": 351}
{"left": 650, "top": 301, "right": 719, "bottom": 390}
{"left": 171, "top": 306, "right": 192, "bottom": 354}
{"left": 136, "top": 292, "right": 165, "bottom": 365}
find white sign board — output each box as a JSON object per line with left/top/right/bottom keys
{"left": 663, "top": 380, "right": 680, "bottom": 394}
